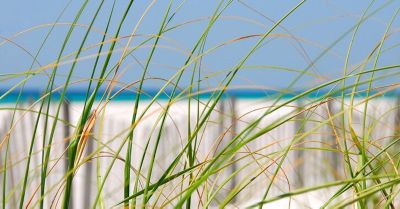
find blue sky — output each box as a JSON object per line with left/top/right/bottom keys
{"left": 1, "top": 0, "right": 399, "bottom": 93}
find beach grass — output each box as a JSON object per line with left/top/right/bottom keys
{"left": 1, "top": 0, "right": 400, "bottom": 208}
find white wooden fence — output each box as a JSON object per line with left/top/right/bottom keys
{"left": 1, "top": 97, "right": 398, "bottom": 208}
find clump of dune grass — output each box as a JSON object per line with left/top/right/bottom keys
{"left": 1, "top": 0, "right": 400, "bottom": 208}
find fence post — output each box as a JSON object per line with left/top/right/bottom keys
{"left": 229, "top": 96, "right": 237, "bottom": 199}
{"left": 62, "top": 101, "right": 73, "bottom": 208}
{"left": 294, "top": 101, "right": 305, "bottom": 188}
